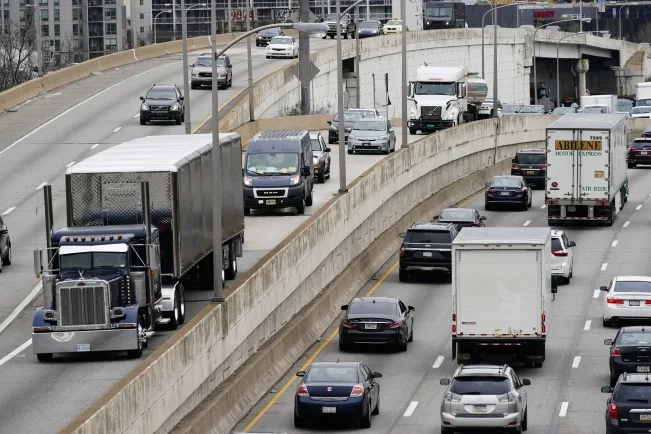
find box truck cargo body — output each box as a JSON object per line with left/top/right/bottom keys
{"left": 451, "top": 227, "right": 555, "bottom": 367}
{"left": 580, "top": 94, "right": 617, "bottom": 113}
{"left": 545, "top": 113, "right": 628, "bottom": 226}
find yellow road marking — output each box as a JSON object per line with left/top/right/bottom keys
{"left": 242, "top": 188, "right": 485, "bottom": 431}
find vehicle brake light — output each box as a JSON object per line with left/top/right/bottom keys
{"left": 512, "top": 164, "right": 520, "bottom": 170}
{"left": 645, "top": 300, "right": 651, "bottom": 305}
{"left": 350, "top": 384, "right": 364, "bottom": 397}
{"left": 297, "top": 384, "right": 309, "bottom": 397}
{"left": 607, "top": 297, "right": 624, "bottom": 305}
{"left": 552, "top": 250, "right": 568, "bottom": 257}
{"left": 400, "top": 247, "right": 405, "bottom": 257}
{"left": 488, "top": 189, "right": 497, "bottom": 194}
{"left": 631, "top": 147, "right": 640, "bottom": 151}
{"left": 452, "top": 325, "right": 456, "bottom": 333}
{"left": 342, "top": 320, "right": 355, "bottom": 329}
{"left": 541, "top": 313, "right": 546, "bottom": 323}
{"left": 388, "top": 321, "right": 402, "bottom": 330}
{"left": 612, "top": 347, "right": 621, "bottom": 357}
{"left": 541, "top": 165, "right": 546, "bottom": 171}
{"left": 452, "top": 314, "right": 456, "bottom": 322}
{"left": 609, "top": 403, "right": 618, "bottom": 419}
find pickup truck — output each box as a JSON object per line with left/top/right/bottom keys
{"left": 323, "top": 13, "right": 356, "bottom": 39}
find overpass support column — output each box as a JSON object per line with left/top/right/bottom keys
{"left": 576, "top": 59, "right": 590, "bottom": 98}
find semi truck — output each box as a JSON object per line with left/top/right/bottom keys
{"left": 545, "top": 113, "right": 629, "bottom": 226}
{"left": 31, "top": 134, "right": 245, "bottom": 362}
{"left": 451, "top": 227, "right": 557, "bottom": 368}
{"left": 422, "top": 1, "right": 466, "bottom": 30}
{"left": 407, "top": 64, "right": 488, "bottom": 135}
{"left": 580, "top": 94, "right": 617, "bottom": 113}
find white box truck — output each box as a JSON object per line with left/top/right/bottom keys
{"left": 636, "top": 82, "right": 651, "bottom": 106}
{"left": 451, "top": 227, "right": 557, "bottom": 368}
{"left": 545, "top": 113, "right": 629, "bottom": 226}
{"left": 580, "top": 94, "right": 617, "bottom": 113}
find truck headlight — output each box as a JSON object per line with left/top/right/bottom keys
{"left": 446, "top": 112, "right": 455, "bottom": 120}
{"left": 290, "top": 174, "right": 300, "bottom": 185}
{"left": 410, "top": 112, "right": 416, "bottom": 119}
{"left": 170, "top": 104, "right": 180, "bottom": 111}
{"left": 243, "top": 175, "right": 252, "bottom": 186}
{"left": 141, "top": 104, "right": 149, "bottom": 111}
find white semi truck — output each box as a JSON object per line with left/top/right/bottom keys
{"left": 407, "top": 65, "right": 488, "bottom": 135}
{"left": 451, "top": 227, "right": 557, "bottom": 368}
{"left": 545, "top": 113, "right": 629, "bottom": 226}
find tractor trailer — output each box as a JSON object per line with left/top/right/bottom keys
{"left": 31, "top": 133, "right": 245, "bottom": 362}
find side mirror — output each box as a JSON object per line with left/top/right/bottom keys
{"left": 296, "top": 371, "right": 305, "bottom": 377}
{"left": 179, "top": 96, "right": 184, "bottom": 101}
{"left": 480, "top": 216, "right": 487, "bottom": 220}
{"left": 408, "top": 306, "right": 415, "bottom": 311}
{"left": 341, "top": 304, "right": 348, "bottom": 310}
{"left": 604, "top": 339, "right": 613, "bottom": 345}
{"left": 399, "top": 232, "right": 406, "bottom": 238}
{"left": 327, "top": 120, "right": 332, "bottom": 125}
{"left": 33, "top": 248, "right": 43, "bottom": 275}
{"left": 0, "top": 227, "right": 7, "bottom": 234}
{"left": 372, "top": 372, "right": 383, "bottom": 378}
{"left": 302, "top": 166, "right": 311, "bottom": 176}
{"left": 522, "top": 378, "right": 531, "bottom": 386}
{"left": 568, "top": 241, "right": 576, "bottom": 247}
{"left": 140, "top": 96, "right": 145, "bottom": 101}
{"left": 189, "top": 63, "right": 195, "bottom": 67}
{"left": 601, "top": 386, "right": 613, "bottom": 393}
{"left": 325, "top": 147, "right": 331, "bottom": 152}
{"left": 600, "top": 285, "right": 608, "bottom": 292}
{"left": 551, "top": 276, "right": 558, "bottom": 294}
{"left": 439, "top": 378, "right": 450, "bottom": 386}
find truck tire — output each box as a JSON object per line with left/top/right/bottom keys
{"left": 409, "top": 128, "right": 417, "bottom": 135}
{"left": 305, "top": 193, "right": 313, "bottom": 206}
{"left": 127, "top": 316, "right": 145, "bottom": 359}
{"left": 225, "top": 242, "right": 237, "bottom": 280}
{"left": 37, "top": 353, "right": 53, "bottom": 362}
{"left": 398, "top": 268, "right": 408, "bottom": 282}
{"left": 296, "top": 200, "right": 306, "bottom": 215}
{"left": 167, "top": 290, "right": 181, "bottom": 330}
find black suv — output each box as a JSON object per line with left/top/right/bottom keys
{"left": 139, "top": 84, "right": 185, "bottom": 125}
{"left": 601, "top": 373, "right": 651, "bottom": 433}
{"left": 398, "top": 222, "right": 458, "bottom": 282}
{"left": 0, "top": 215, "right": 11, "bottom": 272}
{"left": 511, "top": 149, "right": 546, "bottom": 188}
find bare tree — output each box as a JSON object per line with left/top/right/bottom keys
{"left": 634, "top": 22, "right": 651, "bottom": 44}
{"left": 137, "top": 27, "right": 154, "bottom": 47}
{"left": 0, "top": 17, "right": 39, "bottom": 92}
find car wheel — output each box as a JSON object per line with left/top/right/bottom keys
{"left": 244, "top": 207, "right": 251, "bottom": 216}
{"left": 398, "top": 268, "right": 408, "bottom": 282}
{"left": 305, "top": 193, "right": 313, "bottom": 207}
{"left": 2, "top": 244, "right": 11, "bottom": 266}
{"left": 348, "top": 149, "right": 353, "bottom": 154}
{"left": 603, "top": 317, "right": 612, "bottom": 327}
{"left": 228, "top": 77, "right": 232, "bottom": 87}
{"left": 175, "top": 116, "right": 182, "bottom": 125}
{"left": 322, "top": 35, "right": 327, "bottom": 39}
{"left": 339, "top": 340, "right": 349, "bottom": 351}
{"left": 318, "top": 170, "right": 326, "bottom": 183}
{"left": 409, "top": 127, "right": 417, "bottom": 135}
{"left": 296, "top": 200, "right": 306, "bottom": 215}
{"left": 398, "top": 336, "right": 408, "bottom": 352}
{"left": 484, "top": 203, "right": 492, "bottom": 211}
{"left": 359, "top": 402, "right": 372, "bottom": 428}
{"left": 181, "top": 112, "right": 185, "bottom": 122}
{"left": 382, "top": 148, "right": 389, "bottom": 155}
{"left": 140, "top": 117, "right": 146, "bottom": 125}
{"left": 522, "top": 408, "right": 528, "bottom": 431}
{"left": 408, "top": 325, "right": 414, "bottom": 342}
{"left": 569, "top": 263, "right": 573, "bottom": 279}
{"left": 372, "top": 392, "right": 380, "bottom": 415}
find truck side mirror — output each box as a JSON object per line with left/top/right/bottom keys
{"left": 399, "top": 232, "right": 406, "bottom": 238}
{"left": 302, "top": 166, "right": 311, "bottom": 176}
{"left": 33, "top": 249, "right": 43, "bottom": 276}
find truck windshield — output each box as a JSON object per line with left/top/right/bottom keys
{"left": 60, "top": 252, "right": 127, "bottom": 269}
{"left": 246, "top": 152, "right": 299, "bottom": 175}
{"left": 414, "top": 82, "right": 455, "bottom": 96}
{"left": 426, "top": 7, "right": 453, "bottom": 17}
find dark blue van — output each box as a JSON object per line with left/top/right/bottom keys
{"left": 243, "top": 130, "right": 314, "bottom": 215}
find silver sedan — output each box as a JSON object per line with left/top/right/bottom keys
{"left": 347, "top": 117, "right": 396, "bottom": 155}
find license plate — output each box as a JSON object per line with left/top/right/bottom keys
{"left": 363, "top": 143, "right": 370, "bottom": 146}
{"left": 640, "top": 413, "right": 651, "bottom": 420}
{"left": 638, "top": 366, "right": 650, "bottom": 373}
{"left": 76, "top": 344, "right": 90, "bottom": 352}
{"left": 265, "top": 199, "right": 276, "bottom": 205}
{"left": 322, "top": 406, "right": 337, "bottom": 414}
{"left": 526, "top": 170, "right": 535, "bottom": 175}
{"left": 642, "top": 151, "right": 648, "bottom": 155}
{"left": 630, "top": 300, "right": 641, "bottom": 306}
{"left": 472, "top": 405, "right": 487, "bottom": 413}
{"left": 500, "top": 191, "right": 509, "bottom": 196}
{"left": 423, "top": 252, "right": 432, "bottom": 257}
{"left": 567, "top": 206, "right": 576, "bottom": 212}
{"left": 427, "top": 124, "right": 435, "bottom": 128}
{"left": 365, "top": 323, "right": 377, "bottom": 330}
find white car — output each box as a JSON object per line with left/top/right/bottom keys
{"left": 602, "top": 276, "right": 651, "bottom": 327}
{"left": 551, "top": 229, "right": 575, "bottom": 284}
{"left": 266, "top": 36, "right": 299, "bottom": 59}
{"left": 383, "top": 19, "right": 403, "bottom": 34}
{"left": 630, "top": 106, "right": 651, "bottom": 118}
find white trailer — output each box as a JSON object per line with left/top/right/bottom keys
{"left": 451, "top": 227, "right": 557, "bottom": 368}
{"left": 545, "top": 113, "right": 629, "bottom": 226}
{"left": 580, "top": 94, "right": 617, "bottom": 113}
{"left": 636, "top": 82, "right": 651, "bottom": 105}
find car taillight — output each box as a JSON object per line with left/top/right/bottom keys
{"left": 645, "top": 300, "right": 651, "bottom": 305}
{"left": 388, "top": 321, "right": 402, "bottom": 330}
{"left": 631, "top": 147, "right": 640, "bottom": 151}
{"left": 552, "top": 250, "right": 568, "bottom": 257}
{"left": 607, "top": 297, "right": 624, "bottom": 305}
{"left": 612, "top": 347, "right": 621, "bottom": 357}
{"left": 297, "top": 384, "right": 309, "bottom": 397}
{"left": 400, "top": 247, "right": 405, "bottom": 257}
{"left": 541, "top": 165, "right": 546, "bottom": 171}
{"left": 609, "top": 403, "right": 619, "bottom": 419}
{"left": 342, "top": 320, "right": 355, "bottom": 329}
{"left": 350, "top": 385, "right": 364, "bottom": 397}
{"left": 512, "top": 164, "right": 520, "bottom": 170}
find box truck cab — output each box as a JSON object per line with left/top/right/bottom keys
{"left": 243, "top": 130, "right": 315, "bottom": 216}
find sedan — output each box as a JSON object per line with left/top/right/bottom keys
{"left": 310, "top": 131, "right": 331, "bottom": 183}
{"left": 294, "top": 361, "right": 381, "bottom": 428}
{"left": 484, "top": 175, "right": 532, "bottom": 211}
{"left": 339, "top": 296, "right": 414, "bottom": 351}
{"left": 436, "top": 207, "right": 486, "bottom": 231}
{"left": 602, "top": 276, "right": 651, "bottom": 327}
{"left": 357, "top": 20, "right": 383, "bottom": 38}
{"left": 605, "top": 326, "right": 651, "bottom": 387}
{"left": 0, "top": 214, "right": 11, "bottom": 272}
{"left": 347, "top": 117, "right": 396, "bottom": 154}
{"left": 266, "top": 36, "right": 298, "bottom": 59}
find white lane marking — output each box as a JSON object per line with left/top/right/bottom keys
{"left": 601, "top": 263, "right": 608, "bottom": 271}
{"left": 523, "top": 220, "right": 531, "bottom": 227}
{"left": 113, "top": 126, "right": 122, "bottom": 133}
{"left": 584, "top": 320, "right": 592, "bottom": 331}
{"left": 0, "top": 339, "right": 32, "bottom": 368}
{"left": 0, "top": 62, "right": 177, "bottom": 157}
{"left": 623, "top": 221, "right": 630, "bottom": 228}
{"left": 559, "top": 401, "right": 569, "bottom": 417}
{"left": 637, "top": 205, "right": 643, "bottom": 210}
{"left": 572, "top": 356, "right": 581, "bottom": 368}
{"left": 612, "top": 240, "right": 618, "bottom": 247}
{"left": 65, "top": 161, "right": 75, "bottom": 168}
{"left": 0, "top": 282, "right": 42, "bottom": 336}
{"left": 541, "top": 204, "right": 547, "bottom": 209}
{"left": 403, "top": 401, "right": 419, "bottom": 417}
{"left": 133, "top": 113, "right": 139, "bottom": 118}
{"left": 35, "top": 182, "right": 47, "bottom": 190}
{"left": 593, "top": 289, "right": 600, "bottom": 298}
{"left": 432, "top": 356, "right": 445, "bottom": 369}
{"left": 1, "top": 207, "right": 15, "bottom": 216}
{"left": 91, "top": 143, "right": 100, "bottom": 149}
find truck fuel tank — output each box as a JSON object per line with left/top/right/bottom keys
{"left": 466, "top": 77, "right": 488, "bottom": 105}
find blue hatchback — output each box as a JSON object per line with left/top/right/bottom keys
{"left": 484, "top": 175, "right": 532, "bottom": 211}
{"left": 294, "top": 361, "right": 382, "bottom": 428}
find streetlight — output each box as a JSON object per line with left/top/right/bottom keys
{"left": 533, "top": 17, "right": 591, "bottom": 105}
{"left": 153, "top": 10, "right": 171, "bottom": 44}
{"left": 556, "top": 32, "right": 586, "bottom": 107}
{"left": 615, "top": 2, "right": 638, "bottom": 40}
{"left": 209, "top": 20, "right": 329, "bottom": 302}
{"left": 25, "top": 4, "right": 43, "bottom": 76}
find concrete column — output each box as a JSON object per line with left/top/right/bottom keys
{"left": 576, "top": 59, "right": 590, "bottom": 98}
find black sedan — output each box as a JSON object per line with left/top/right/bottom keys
{"left": 294, "top": 361, "right": 381, "bottom": 428}
{"left": 357, "top": 20, "right": 383, "bottom": 38}
{"left": 436, "top": 207, "right": 486, "bottom": 231}
{"left": 484, "top": 175, "right": 532, "bottom": 211}
{"left": 339, "top": 297, "right": 414, "bottom": 351}
{"left": 328, "top": 111, "right": 363, "bottom": 144}
{"left": 605, "top": 326, "right": 651, "bottom": 387}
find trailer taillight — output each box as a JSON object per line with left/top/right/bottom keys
{"left": 541, "top": 313, "right": 546, "bottom": 323}
{"left": 452, "top": 314, "right": 456, "bottom": 322}
{"left": 452, "top": 325, "right": 456, "bottom": 333}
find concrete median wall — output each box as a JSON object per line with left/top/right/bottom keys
{"left": 60, "top": 114, "right": 556, "bottom": 434}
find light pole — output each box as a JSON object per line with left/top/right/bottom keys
{"left": 355, "top": 4, "right": 361, "bottom": 108}
{"left": 401, "top": 0, "right": 407, "bottom": 147}
{"left": 533, "top": 17, "right": 591, "bottom": 105}
{"left": 246, "top": 0, "right": 254, "bottom": 122}
{"left": 492, "top": 4, "right": 497, "bottom": 117}
{"left": 153, "top": 10, "right": 171, "bottom": 44}
{"left": 26, "top": 4, "right": 43, "bottom": 76}
{"left": 617, "top": 2, "right": 638, "bottom": 40}
{"left": 556, "top": 32, "right": 586, "bottom": 108}
{"left": 209, "top": 20, "right": 329, "bottom": 302}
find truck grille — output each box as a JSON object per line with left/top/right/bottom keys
{"left": 58, "top": 285, "right": 107, "bottom": 327}
{"left": 327, "top": 23, "right": 337, "bottom": 31}
{"left": 421, "top": 106, "right": 442, "bottom": 121}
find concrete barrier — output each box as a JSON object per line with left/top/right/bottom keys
{"left": 60, "top": 115, "right": 556, "bottom": 434}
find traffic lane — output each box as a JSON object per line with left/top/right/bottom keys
{"left": 233, "top": 187, "right": 552, "bottom": 433}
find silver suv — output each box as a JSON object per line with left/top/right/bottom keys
{"left": 190, "top": 53, "right": 232, "bottom": 90}
{"left": 439, "top": 365, "right": 530, "bottom": 433}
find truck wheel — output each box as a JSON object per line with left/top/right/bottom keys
{"left": 398, "top": 268, "right": 408, "bottom": 282}
{"left": 296, "top": 200, "right": 306, "bottom": 215}
{"left": 36, "top": 353, "right": 53, "bottom": 362}
{"left": 244, "top": 207, "right": 251, "bottom": 216}
{"left": 225, "top": 242, "right": 237, "bottom": 280}
{"left": 305, "top": 193, "right": 313, "bottom": 206}
{"left": 167, "top": 291, "right": 180, "bottom": 330}
{"left": 127, "top": 317, "right": 145, "bottom": 359}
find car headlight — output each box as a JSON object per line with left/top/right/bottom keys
{"left": 243, "top": 175, "right": 252, "bottom": 186}
{"left": 257, "top": 36, "right": 262, "bottom": 40}
{"left": 378, "top": 135, "right": 388, "bottom": 141}
{"left": 446, "top": 22, "right": 449, "bottom": 25}
{"left": 170, "top": 104, "right": 180, "bottom": 111}
{"left": 218, "top": 72, "right": 226, "bottom": 77}
{"left": 141, "top": 104, "right": 149, "bottom": 111}
{"left": 290, "top": 174, "right": 300, "bottom": 185}
{"left": 348, "top": 135, "right": 356, "bottom": 141}
{"left": 191, "top": 71, "right": 198, "bottom": 76}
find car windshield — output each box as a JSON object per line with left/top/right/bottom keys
{"left": 638, "top": 98, "right": 651, "bottom": 107}
{"left": 334, "top": 112, "right": 363, "bottom": 122}
{"left": 60, "top": 252, "right": 127, "bottom": 270}
{"left": 614, "top": 281, "right": 651, "bottom": 293}
{"left": 503, "top": 104, "right": 521, "bottom": 113}
{"left": 195, "top": 57, "right": 225, "bottom": 67}
{"left": 515, "top": 153, "right": 545, "bottom": 164}
{"left": 551, "top": 238, "right": 563, "bottom": 251}
{"left": 618, "top": 332, "right": 651, "bottom": 346}
{"left": 520, "top": 106, "right": 543, "bottom": 114}
{"left": 146, "top": 88, "right": 177, "bottom": 100}
{"left": 354, "top": 120, "right": 385, "bottom": 131}
{"left": 271, "top": 37, "right": 291, "bottom": 45}
{"left": 245, "top": 152, "right": 299, "bottom": 175}
{"left": 405, "top": 230, "right": 451, "bottom": 243}
{"left": 310, "top": 138, "right": 322, "bottom": 151}
{"left": 632, "top": 107, "right": 651, "bottom": 114}
{"left": 615, "top": 384, "right": 651, "bottom": 403}
{"left": 350, "top": 110, "right": 376, "bottom": 118}
{"left": 491, "top": 177, "right": 521, "bottom": 188}
{"left": 552, "top": 107, "right": 575, "bottom": 114}
{"left": 259, "top": 28, "right": 280, "bottom": 36}
{"left": 440, "top": 209, "right": 474, "bottom": 221}
{"left": 449, "top": 376, "right": 511, "bottom": 395}
{"left": 386, "top": 20, "right": 402, "bottom": 25}
{"left": 414, "top": 81, "right": 455, "bottom": 96}
{"left": 306, "top": 365, "right": 358, "bottom": 383}
{"left": 426, "top": 6, "right": 452, "bottom": 17}
{"left": 325, "top": 13, "right": 338, "bottom": 20}
{"left": 348, "top": 301, "right": 398, "bottom": 315}
{"left": 360, "top": 21, "right": 378, "bottom": 28}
